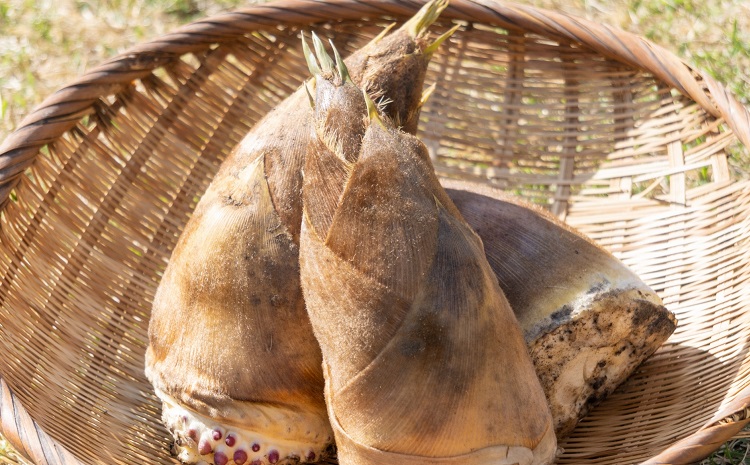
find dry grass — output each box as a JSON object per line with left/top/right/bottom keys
{"left": 0, "top": 0, "right": 246, "bottom": 138}
{"left": 0, "top": 437, "right": 27, "bottom": 465}
{"left": 2, "top": 0, "right": 749, "bottom": 138}
{"left": 0, "top": 0, "right": 749, "bottom": 464}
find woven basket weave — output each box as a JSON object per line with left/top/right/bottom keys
{"left": 1, "top": 1, "right": 749, "bottom": 464}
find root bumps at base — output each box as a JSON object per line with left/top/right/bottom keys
{"left": 144, "top": 1, "right": 451, "bottom": 464}
{"left": 299, "top": 58, "right": 557, "bottom": 464}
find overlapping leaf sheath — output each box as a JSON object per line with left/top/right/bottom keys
{"left": 144, "top": 2, "right": 451, "bottom": 464}
{"left": 300, "top": 74, "right": 557, "bottom": 463}
{"left": 443, "top": 179, "right": 677, "bottom": 438}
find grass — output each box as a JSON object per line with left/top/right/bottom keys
{"left": 0, "top": 437, "right": 26, "bottom": 465}
{"left": 1, "top": 0, "right": 749, "bottom": 139}
{"left": 0, "top": 0, "right": 749, "bottom": 464}
{"left": 0, "top": 0, "right": 245, "bottom": 138}
{"left": 627, "top": 0, "right": 750, "bottom": 104}
{"left": 704, "top": 435, "right": 750, "bottom": 465}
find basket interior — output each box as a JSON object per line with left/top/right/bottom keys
{"left": 1, "top": 8, "right": 750, "bottom": 465}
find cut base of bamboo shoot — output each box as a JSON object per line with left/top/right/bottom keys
{"left": 443, "top": 179, "right": 677, "bottom": 438}
{"left": 527, "top": 286, "right": 676, "bottom": 437}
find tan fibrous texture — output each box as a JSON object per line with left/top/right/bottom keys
{"left": 145, "top": 2, "right": 449, "bottom": 462}
{"left": 300, "top": 80, "right": 556, "bottom": 463}
{"left": 145, "top": 127, "right": 334, "bottom": 464}
{"left": 442, "top": 179, "right": 678, "bottom": 439}
{"left": 144, "top": 72, "right": 328, "bottom": 465}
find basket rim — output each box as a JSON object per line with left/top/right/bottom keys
{"left": 1, "top": 0, "right": 750, "bottom": 212}
{"left": 0, "top": 376, "right": 84, "bottom": 465}
{"left": 1, "top": 1, "right": 749, "bottom": 464}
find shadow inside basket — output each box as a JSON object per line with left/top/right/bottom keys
{"left": 559, "top": 340, "right": 748, "bottom": 463}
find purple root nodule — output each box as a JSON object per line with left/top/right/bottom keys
{"left": 198, "top": 439, "right": 213, "bottom": 455}
{"left": 214, "top": 451, "right": 228, "bottom": 465}
{"left": 251, "top": 443, "right": 260, "bottom": 452}
{"left": 212, "top": 429, "right": 223, "bottom": 441}
{"left": 225, "top": 434, "right": 236, "bottom": 447}
{"left": 268, "top": 450, "right": 280, "bottom": 464}
{"left": 233, "top": 449, "right": 248, "bottom": 465}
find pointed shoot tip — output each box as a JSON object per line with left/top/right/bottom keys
{"left": 329, "top": 39, "right": 352, "bottom": 83}
{"left": 404, "top": 0, "right": 451, "bottom": 38}
{"left": 311, "top": 32, "right": 334, "bottom": 73}
{"left": 372, "top": 22, "right": 397, "bottom": 43}
{"left": 304, "top": 81, "right": 315, "bottom": 108}
{"left": 424, "top": 24, "right": 460, "bottom": 56}
{"left": 420, "top": 83, "right": 437, "bottom": 107}
{"left": 302, "top": 33, "right": 321, "bottom": 76}
{"left": 363, "top": 90, "right": 385, "bottom": 128}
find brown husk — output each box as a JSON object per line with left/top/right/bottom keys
{"left": 145, "top": 2, "right": 448, "bottom": 459}
{"left": 300, "top": 111, "right": 557, "bottom": 464}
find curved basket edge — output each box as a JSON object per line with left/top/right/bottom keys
{"left": 0, "top": 376, "right": 84, "bottom": 465}
{"left": 1, "top": 0, "right": 750, "bottom": 210}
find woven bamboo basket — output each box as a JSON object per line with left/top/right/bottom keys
{"left": 1, "top": 1, "right": 749, "bottom": 464}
